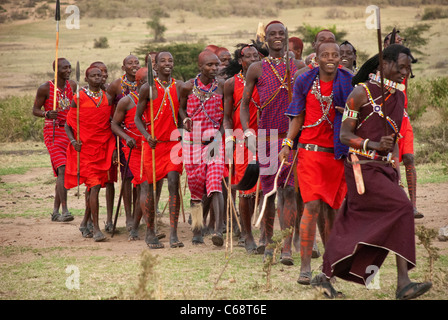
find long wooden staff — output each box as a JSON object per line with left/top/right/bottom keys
{"left": 255, "top": 159, "right": 285, "bottom": 228}
{"left": 375, "top": 7, "right": 389, "bottom": 135}
{"left": 52, "top": 0, "right": 61, "bottom": 145}
{"left": 222, "top": 177, "right": 242, "bottom": 231}
{"left": 147, "top": 58, "right": 158, "bottom": 227}
{"left": 178, "top": 174, "right": 186, "bottom": 223}
{"left": 76, "top": 61, "right": 80, "bottom": 199}
{"left": 285, "top": 27, "right": 292, "bottom": 103}
{"left": 111, "top": 147, "right": 133, "bottom": 237}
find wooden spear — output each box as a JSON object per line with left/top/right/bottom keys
{"left": 52, "top": 0, "right": 61, "bottom": 145}
{"left": 147, "top": 57, "right": 158, "bottom": 228}
{"left": 76, "top": 61, "right": 80, "bottom": 199}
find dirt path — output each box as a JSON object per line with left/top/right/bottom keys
{"left": 0, "top": 166, "right": 447, "bottom": 265}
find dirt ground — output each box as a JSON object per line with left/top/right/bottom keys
{"left": 0, "top": 164, "right": 447, "bottom": 266}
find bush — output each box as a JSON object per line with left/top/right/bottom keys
{"left": 135, "top": 42, "right": 205, "bottom": 81}
{"left": 421, "top": 7, "right": 448, "bottom": 21}
{"left": 0, "top": 95, "right": 43, "bottom": 142}
{"left": 93, "top": 37, "right": 109, "bottom": 49}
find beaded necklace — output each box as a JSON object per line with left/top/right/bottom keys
{"left": 267, "top": 55, "right": 285, "bottom": 66}
{"left": 235, "top": 71, "right": 260, "bottom": 111}
{"left": 123, "top": 91, "right": 146, "bottom": 138}
{"left": 191, "top": 74, "right": 220, "bottom": 128}
{"left": 121, "top": 74, "right": 137, "bottom": 95}
{"left": 303, "top": 75, "right": 334, "bottom": 129}
{"left": 369, "top": 72, "right": 405, "bottom": 92}
{"left": 192, "top": 74, "right": 218, "bottom": 103}
{"left": 50, "top": 80, "right": 71, "bottom": 111}
{"left": 155, "top": 77, "right": 178, "bottom": 127}
{"left": 357, "top": 82, "right": 399, "bottom": 133}
{"left": 83, "top": 87, "right": 104, "bottom": 108}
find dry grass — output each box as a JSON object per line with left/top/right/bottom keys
{"left": 1, "top": 5, "right": 447, "bottom": 98}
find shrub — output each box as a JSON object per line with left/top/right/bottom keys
{"left": 135, "top": 42, "right": 205, "bottom": 81}
{"left": 421, "top": 7, "right": 448, "bottom": 21}
{"left": 0, "top": 95, "right": 43, "bottom": 142}
{"left": 93, "top": 37, "right": 109, "bottom": 49}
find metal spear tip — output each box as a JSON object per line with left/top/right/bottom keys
{"left": 55, "top": 0, "right": 61, "bottom": 21}
{"left": 76, "top": 61, "right": 80, "bottom": 82}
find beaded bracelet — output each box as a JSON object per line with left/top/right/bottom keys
{"left": 225, "top": 136, "right": 235, "bottom": 143}
{"left": 282, "top": 138, "right": 293, "bottom": 150}
{"left": 70, "top": 139, "right": 76, "bottom": 145}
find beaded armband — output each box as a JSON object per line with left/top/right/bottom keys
{"left": 282, "top": 138, "right": 293, "bottom": 150}
{"left": 342, "top": 104, "right": 359, "bottom": 122}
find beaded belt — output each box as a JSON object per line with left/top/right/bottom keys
{"left": 44, "top": 121, "right": 66, "bottom": 128}
{"left": 349, "top": 147, "right": 393, "bottom": 162}
{"left": 298, "top": 143, "right": 334, "bottom": 153}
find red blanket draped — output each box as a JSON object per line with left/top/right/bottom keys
{"left": 231, "top": 73, "right": 259, "bottom": 194}
{"left": 142, "top": 80, "right": 183, "bottom": 184}
{"left": 64, "top": 90, "right": 115, "bottom": 190}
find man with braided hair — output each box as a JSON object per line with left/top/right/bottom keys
{"left": 311, "top": 44, "right": 432, "bottom": 300}
{"left": 241, "top": 21, "right": 305, "bottom": 265}
{"left": 384, "top": 30, "right": 423, "bottom": 219}
{"left": 223, "top": 43, "right": 262, "bottom": 254}
{"left": 111, "top": 67, "right": 148, "bottom": 241}
{"left": 106, "top": 55, "right": 141, "bottom": 232}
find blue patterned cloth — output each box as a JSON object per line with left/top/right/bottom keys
{"left": 285, "top": 67, "right": 354, "bottom": 159}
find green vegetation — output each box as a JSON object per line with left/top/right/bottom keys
{"left": 135, "top": 42, "right": 205, "bottom": 81}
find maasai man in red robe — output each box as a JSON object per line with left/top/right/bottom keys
{"left": 292, "top": 30, "right": 343, "bottom": 258}
{"left": 384, "top": 30, "right": 423, "bottom": 219}
{"left": 280, "top": 41, "right": 353, "bottom": 285}
{"left": 223, "top": 43, "right": 262, "bottom": 254}
{"left": 90, "top": 61, "right": 109, "bottom": 90}
{"left": 180, "top": 50, "right": 226, "bottom": 247}
{"left": 111, "top": 67, "right": 148, "bottom": 241}
{"left": 106, "top": 55, "right": 141, "bottom": 232}
{"left": 312, "top": 45, "right": 432, "bottom": 300}
{"left": 135, "top": 52, "right": 185, "bottom": 249}
{"left": 65, "top": 66, "right": 116, "bottom": 242}
{"left": 241, "top": 21, "right": 305, "bottom": 265}
{"left": 32, "top": 58, "right": 76, "bottom": 222}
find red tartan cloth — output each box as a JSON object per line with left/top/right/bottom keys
{"left": 42, "top": 80, "right": 73, "bottom": 176}
{"left": 142, "top": 80, "right": 183, "bottom": 184}
{"left": 231, "top": 73, "right": 259, "bottom": 194}
{"left": 183, "top": 78, "right": 224, "bottom": 200}
{"left": 121, "top": 93, "right": 146, "bottom": 185}
{"left": 64, "top": 90, "right": 115, "bottom": 190}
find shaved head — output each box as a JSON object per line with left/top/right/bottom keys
{"left": 198, "top": 50, "right": 219, "bottom": 66}
{"left": 123, "top": 54, "right": 139, "bottom": 66}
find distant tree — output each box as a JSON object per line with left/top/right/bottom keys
{"left": 146, "top": 8, "right": 169, "bottom": 43}
{"left": 400, "top": 23, "right": 431, "bottom": 55}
